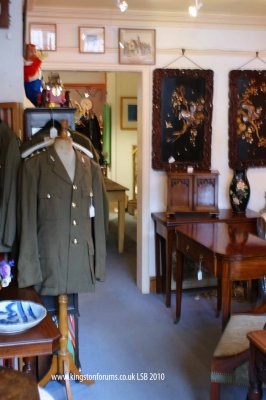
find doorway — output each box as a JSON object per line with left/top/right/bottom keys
{"left": 41, "top": 67, "right": 150, "bottom": 293}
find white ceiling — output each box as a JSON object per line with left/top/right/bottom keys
{"left": 28, "top": 0, "right": 266, "bottom": 18}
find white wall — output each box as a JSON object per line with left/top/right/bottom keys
{"left": 0, "top": 0, "right": 23, "bottom": 102}
{"left": 23, "top": 8, "right": 266, "bottom": 291}
{"left": 107, "top": 72, "right": 138, "bottom": 199}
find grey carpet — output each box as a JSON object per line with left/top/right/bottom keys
{"left": 43, "top": 213, "right": 266, "bottom": 399}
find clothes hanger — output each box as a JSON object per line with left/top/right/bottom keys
{"left": 21, "top": 114, "right": 94, "bottom": 159}
{"left": 21, "top": 136, "right": 94, "bottom": 159}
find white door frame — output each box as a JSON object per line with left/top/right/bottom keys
{"left": 44, "top": 62, "right": 152, "bottom": 293}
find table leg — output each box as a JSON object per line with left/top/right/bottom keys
{"left": 216, "top": 278, "right": 221, "bottom": 318}
{"left": 165, "top": 231, "right": 174, "bottom": 308}
{"left": 175, "top": 249, "right": 184, "bottom": 323}
{"left": 23, "top": 357, "right": 36, "bottom": 375}
{"left": 4, "top": 359, "right": 13, "bottom": 369}
{"left": 117, "top": 194, "right": 125, "bottom": 253}
{"left": 221, "top": 260, "right": 232, "bottom": 330}
{"left": 247, "top": 344, "right": 263, "bottom": 400}
{"left": 154, "top": 222, "right": 162, "bottom": 293}
{"left": 161, "top": 239, "right": 166, "bottom": 292}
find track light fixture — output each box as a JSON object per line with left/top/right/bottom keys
{"left": 117, "top": 0, "right": 128, "bottom": 13}
{"left": 188, "top": 0, "right": 203, "bottom": 17}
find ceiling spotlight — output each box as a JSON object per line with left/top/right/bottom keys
{"left": 117, "top": 0, "right": 128, "bottom": 12}
{"left": 188, "top": 0, "right": 203, "bottom": 17}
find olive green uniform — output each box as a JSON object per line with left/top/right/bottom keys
{"left": 17, "top": 145, "right": 108, "bottom": 295}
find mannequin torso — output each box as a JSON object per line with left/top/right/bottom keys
{"left": 54, "top": 121, "right": 76, "bottom": 182}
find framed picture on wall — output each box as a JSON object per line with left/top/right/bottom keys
{"left": 120, "top": 97, "right": 137, "bottom": 130}
{"left": 118, "top": 28, "right": 156, "bottom": 65}
{"left": 79, "top": 27, "right": 105, "bottom": 53}
{"left": 29, "top": 23, "right": 56, "bottom": 51}
{"left": 228, "top": 70, "right": 266, "bottom": 169}
{"left": 152, "top": 68, "right": 214, "bottom": 171}
{"left": 0, "top": 0, "right": 10, "bottom": 28}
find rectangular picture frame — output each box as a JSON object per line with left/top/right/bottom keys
{"left": 228, "top": 69, "right": 266, "bottom": 169}
{"left": 152, "top": 68, "right": 214, "bottom": 171}
{"left": 119, "top": 28, "right": 156, "bottom": 65}
{"left": 79, "top": 27, "right": 105, "bottom": 53}
{"left": 29, "top": 23, "right": 56, "bottom": 51}
{"left": 120, "top": 97, "right": 137, "bottom": 130}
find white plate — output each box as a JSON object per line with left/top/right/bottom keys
{"left": 0, "top": 300, "right": 47, "bottom": 334}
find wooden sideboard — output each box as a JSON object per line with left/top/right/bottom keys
{"left": 175, "top": 221, "right": 266, "bottom": 329}
{"left": 151, "top": 209, "right": 260, "bottom": 308}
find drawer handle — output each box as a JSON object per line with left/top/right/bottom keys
{"left": 186, "top": 245, "right": 190, "bottom": 253}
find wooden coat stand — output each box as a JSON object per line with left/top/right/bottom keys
{"left": 39, "top": 295, "right": 94, "bottom": 399}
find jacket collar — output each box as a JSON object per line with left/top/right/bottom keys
{"left": 47, "top": 144, "right": 87, "bottom": 185}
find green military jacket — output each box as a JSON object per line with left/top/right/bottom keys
{"left": 0, "top": 122, "right": 21, "bottom": 252}
{"left": 17, "top": 145, "right": 108, "bottom": 295}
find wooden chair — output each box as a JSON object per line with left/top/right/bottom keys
{"left": 0, "top": 101, "right": 23, "bottom": 140}
{"left": 247, "top": 329, "right": 266, "bottom": 400}
{"left": 210, "top": 303, "right": 266, "bottom": 400}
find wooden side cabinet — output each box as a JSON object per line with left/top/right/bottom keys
{"left": 167, "top": 171, "right": 219, "bottom": 216}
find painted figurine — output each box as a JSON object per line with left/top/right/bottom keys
{"left": 24, "top": 43, "right": 44, "bottom": 106}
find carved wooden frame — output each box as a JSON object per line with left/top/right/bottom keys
{"left": 152, "top": 68, "right": 213, "bottom": 171}
{"left": 228, "top": 70, "right": 266, "bottom": 169}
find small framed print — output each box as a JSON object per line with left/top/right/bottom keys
{"left": 79, "top": 27, "right": 105, "bottom": 53}
{"left": 119, "top": 28, "right": 156, "bottom": 65}
{"left": 29, "top": 23, "right": 56, "bottom": 51}
{"left": 120, "top": 97, "right": 137, "bottom": 130}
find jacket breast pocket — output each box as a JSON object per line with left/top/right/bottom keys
{"left": 38, "top": 192, "right": 63, "bottom": 220}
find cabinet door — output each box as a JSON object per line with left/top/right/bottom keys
{"left": 167, "top": 174, "right": 193, "bottom": 213}
{"left": 193, "top": 174, "right": 218, "bottom": 212}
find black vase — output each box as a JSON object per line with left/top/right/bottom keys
{"left": 229, "top": 170, "right": 250, "bottom": 213}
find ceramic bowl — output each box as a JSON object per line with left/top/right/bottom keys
{"left": 0, "top": 300, "right": 47, "bottom": 334}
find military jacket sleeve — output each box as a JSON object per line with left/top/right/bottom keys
{"left": 17, "top": 154, "right": 43, "bottom": 287}
{"left": 0, "top": 122, "right": 21, "bottom": 252}
{"left": 91, "top": 160, "right": 108, "bottom": 281}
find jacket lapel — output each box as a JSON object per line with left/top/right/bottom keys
{"left": 47, "top": 145, "right": 73, "bottom": 185}
{"left": 47, "top": 145, "right": 89, "bottom": 187}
